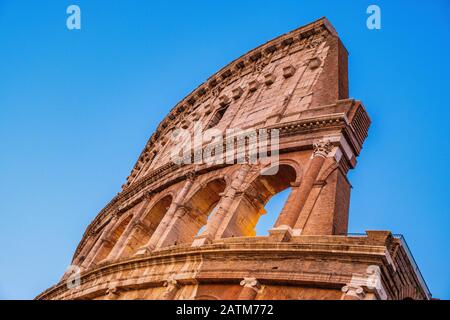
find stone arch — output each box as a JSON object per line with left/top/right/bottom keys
{"left": 264, "top": 159, "right": 302, "bottom": 183}
{"left": 317, "top": 161, "right": 339, "bottom": 183}
{"left": 184, "top": 170, "right": 231, "bottom": 202}
{"left": 172, "top": 178, "right": 227, "bottom": 245}
{"left": 242, "top": 159, "right": 301, "bottom": 192}
{"left": 118, "top": 194, "right": 174, "bottom": 258}
{"left": 92, "top": 214, "right": 133, "bottom": 264}
{"left": 220, "top": 164, "right": 297, "bottom": 238}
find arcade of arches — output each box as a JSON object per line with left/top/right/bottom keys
{"left": 39, "top": 18, "right": 430, "bottom": 301}
{"left": 80, "top": 163, "right": 304, "bottom": 266}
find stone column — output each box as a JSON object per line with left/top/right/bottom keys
{"left": 238, "top": 278, "right": 261, "bottom": 300}
{"left": 192, "top": 164, "right": 251, "bottom": 246}
{"left": 161, "top": 276, "right": 180, "bottom": 300}
{"left": 343, "top": 265, "right": 387, "bottom": 300}
{"left": 341, "top": 285, "right": 366, "bottom": 300}
{"left": 272, "top": 181, "right": 301, "bottom": 227}
{"left": 136, "top": 172, "right": 196, "bottom": 255}
{"left": 155, "top": 205, "right": 196, "bottom": 248}
{"left": 106, "top": 285, "right": 121, "bottom": 300}
{"left": 81, "top": 214, "right": 120, "bottom": 269}
{"left": 105, "top": 195, "right": 152, "bottom": 261}
{"left": 272, "top": 140, "right": 333, "bottom": 236}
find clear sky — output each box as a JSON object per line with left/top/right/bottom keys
{"left": 0, "top": 0, "right": 449, "bottom": 300}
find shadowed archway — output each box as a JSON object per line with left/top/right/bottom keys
{"left": 172, "top": 178, "right": 227, "bottom": 246}
{"left": 220, "top": 164, "right": 297, "bottom": 238}
{"left": 118, "top": 195, "right": 173, "bottom": 258}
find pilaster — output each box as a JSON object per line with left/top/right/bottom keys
{"left": 238, "top": 278, "right": 261, "bottom": 300}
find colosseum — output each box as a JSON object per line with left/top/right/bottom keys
{"left": 37, "top": 18, "right": 430, "bottom": 300}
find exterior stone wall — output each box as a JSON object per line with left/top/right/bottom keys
{"left": 38, "top": 18, "right": 430, "bottom": 300}
{"left": 38, "top": 234, "right": 429, "bottom": 300}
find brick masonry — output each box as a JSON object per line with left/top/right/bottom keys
{"left": 37, "top": 18, "right": 430, "bottom": 300}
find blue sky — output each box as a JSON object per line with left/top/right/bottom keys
{"left": 0, "top": 0, "right": 449, "bottom": 300}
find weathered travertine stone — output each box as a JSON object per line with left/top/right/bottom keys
{"left": 39, "top": 18, "right": 430, "bottom": 301}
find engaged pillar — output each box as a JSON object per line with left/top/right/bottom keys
{"left": 238, "top": 278, "right": 261, "bottom": 300}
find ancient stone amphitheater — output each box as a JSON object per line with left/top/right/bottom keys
{"left": 37, "top": 18, "right": 430, "bottom": 300}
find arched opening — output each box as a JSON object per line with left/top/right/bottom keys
{"left": 172, "top": 178, "right": 226, "bottom": 245}
{"left": 93, "top": 215, "right": 133, "bottom": 264}
{"left": 256, "top": 188, "right": 291, "bottom": 236}
{"left": 119, "top": 195, "right": 173, "bottom": 258}
{"left": 221, "top": 165, "right": 297, "bottom": 238}
{"left": 196, "top": 205, "right": 218, "bottom": 237}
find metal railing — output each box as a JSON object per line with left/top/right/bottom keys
{"left": 393, "top": 234, "right": 432, "bottom": 299}
{"left": 344, "top": 232, "right": 432, "bottom": 299}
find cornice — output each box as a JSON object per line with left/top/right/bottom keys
{"left": 73, "top": 99, "right": 371, "bottom": 260}
{"left": 73, "top": 109, "right": 364, "bottom": 259}
{"left": 38, "top": 235, "right": 428, "bottom": 301}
